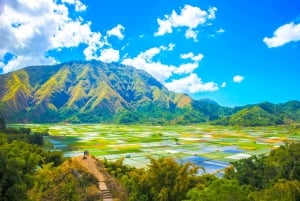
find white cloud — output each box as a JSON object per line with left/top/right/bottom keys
{"left": 122, "top": 46, "right": 216, "bottom": 93}
{"left": 263, "top": 22, "right": 300, "bottom": 48}
{"left": 221, "top": 82, "right": 226, "bottom": 88}
{"left": 0, "top": 0, "right": 113, "bottom": 73}
{"left": 122, "top": 46, "right": 176, "bottom": 82}
{"left": 233, "top": 75, "right": 244, "bottom": 83}
{"left": 217, "top": 28, "right": 225, "bottom": 33}
{"left": 185, "top": 29, "right": 198, "bottom": 41}
{"left": 98, "top": 48, "right": 120, "bottom": 63}
{"left": 168, "top": 43, "right": 176, "bottom": 51}
{"left": 155, "top": 18, "right": 173, "bottom": 36}
{"left": 208, "top": 7, "right": 217, "bottom": 20}
{"left": 165, "top": 73, "right": 219, "bottom": 93}
{"left": 61, "top": 0, "right": 87, "bottom": 12}
{"left": 154, "top": 5, "right": 217, "bottom": 41}
{"left": 175, "top": 63, "right": 198, "bottom": 74}
{"left": 180, "top": 52, "right": 204, "bottom": 62}
{"left": 107, "top": 24, "right": 125, "bottom": 40}
{"left": 180, "top": 52, "right": 194, "bottom": 59}
{"left": 1, "top": 55, "right": 57, "bottom": 74}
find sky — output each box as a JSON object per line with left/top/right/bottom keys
{"left": 0, "top": 0, "right": 300, "bottom": 106}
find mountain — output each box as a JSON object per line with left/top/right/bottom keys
{"left": 0, "top": 61, "right": 299, "bottom": 125}
{"left": 0, "top": 61, "right": 207, "bottom": 123}
{"left": 212, "top": 101, "right": 300, "bottom": 126}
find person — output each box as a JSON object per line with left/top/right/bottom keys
{"left": 83, "top": 150, "right": 89, "bottom": 159}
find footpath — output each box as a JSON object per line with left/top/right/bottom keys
{"left": 74, "top": 156, "right": 113, "bottom": 201}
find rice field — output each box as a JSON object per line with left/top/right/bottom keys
{"left": 17, "top": 124, "right": 300, "bottom": 174}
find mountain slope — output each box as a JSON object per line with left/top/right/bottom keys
{"left": 212, "top": 101, "right": 300, "bottom": 126}
{"left": 0, "top": 61, "right": 196, "bottom": 123}
{"left": 0, "top": 61, "right": 299, "bottom": 125}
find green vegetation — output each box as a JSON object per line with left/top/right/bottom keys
{"left": 1, "top": 61, "right": 299, "bottom": 125}
{"left": 0, "top": 124, "right": 100, "bottom": 201}
{"left": 2, "top": 113, "right": 300, "bottom": 201}
{"left": 228, "top": 106, "right": 284, "bottom": 126}
{"left": 101, "top": 142, "right": 300, "bottom": 201}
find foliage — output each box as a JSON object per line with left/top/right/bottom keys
{"left": 117, "top": 157, "right": 199, "bottom": 201}
{"left": 0, "top": 121, "right": 66, "bottom": 201}
{"left": 2, "top": 126, "right": 45, "bottom": 146}
{"left": 28, "top": 159, "right": 100, "bottom": 201}
{"left": 0, "top": 115, "right": 6, "bottom": 130}
{"left": 184, "top": 178, "right": 250, "bottom": 201}
{"left": 0, "top": 135, "right": 43, "bottom": 201}
{"left": 225, "top": 142, "right": 300, "bottom": 189}
{"left": 103, "top": 158, "right": 134, "bottom": 179}
{"left": 114, "top": 110, "right": 140, "bottom": 124}
{"left": 228, "top": 106, "right": 284, "bottom": 126}
{"left": 249, "top": 179, "right": 300, "bottom": 201}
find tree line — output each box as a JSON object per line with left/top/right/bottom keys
{"left": 103, "top": 142, "right": 300, "bottom": 201}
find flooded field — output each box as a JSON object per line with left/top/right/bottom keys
{"left": 17, "top": 124, "right": 300, "bottom": 174}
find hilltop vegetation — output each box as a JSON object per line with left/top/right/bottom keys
{"left": 0, "top": 61, "right": 299, "bottom": 126}
{"left": 0, "top": 120, "right": 102, "bottom": 201}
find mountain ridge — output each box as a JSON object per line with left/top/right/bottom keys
{"left": 0, "top": 61, "right": 299, "bottom": 125}
{"left": 0, "top": 61, "right": 194, "bottom": 123}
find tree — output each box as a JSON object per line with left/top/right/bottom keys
{"left": 0, "top": 115, "right": 6, "bottom": 130}
{"left": 225, "top": 142, "right": 300, "bottom": 189}
{"left": 125, "top": 157, "right": 199, "bottom": 201}
{"left": 250, "top": 179, "right": 300, "bottom": 201}
{"left": 185, "top": 179, "right": 250, "bottom": 201}
{"left": 0, "top": 139, "right": 43, "bottom": 201}
{"left": 225, "top": 155, "right": 270, "bottom": 189}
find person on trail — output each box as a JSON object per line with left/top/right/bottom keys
{"left": 83, "top": 150, "right": 89, "bottom": 159}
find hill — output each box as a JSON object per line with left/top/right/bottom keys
{"left": 0, "top": 61, "right": 197, "bottom": 123}
{"left": 0, "top": 61, "right": 299, "bottom": 125}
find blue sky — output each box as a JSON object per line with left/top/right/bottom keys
{"left": 0, "top": 0, "right": 299, "bottom": 106}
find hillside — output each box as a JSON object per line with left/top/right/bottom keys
{"left": 0, "top": 61, "right": 199, "bottom": 123}
{"left": 0, "top": 61, "right": 299, "bottom": 125}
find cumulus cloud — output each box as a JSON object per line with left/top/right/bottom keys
{"left": 122, "top": 46, "right": 176, "bottom": 82}
{"left": 233, "top": 75, "right": 244, "bottom": 83}
{"left": 154, "top": 5, "right": 217, "bottom": 41}
{"left": 221, "top": 82, "right": 226, "bottom": 88}
{"left": 107, "top": 24, "right": 125, "bottom": 40}
{"left": 180, "top": 52, "right": 204, "bottom": 62}
{"left": 61, "top": 0, "right": 87, "bottom": 12}
{"left": 122, "top": 46, "right": 217, "bottom": 93}
{"left": 185, "top": 29, "right": 198, "bottom": 41}
{"left": 263, "top": 22, "right": 300, "bottom": 48}
{"left": 174, "top": 63, "right": 198, "bottom": 74}
{"left": 98, "top": 48, "right": 120, "bottom": 63}
{"left": 165, "top": 73, "right": 219, "bottom": 93}
{"left": 0, "top": 0, "right": 116, "bottom": 73}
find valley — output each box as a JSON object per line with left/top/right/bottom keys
{"left": 14, "top": 123, "right": 300, "bottom": 174}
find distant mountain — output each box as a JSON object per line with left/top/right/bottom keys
{"left": 0, "top": 61, "right": 299, "bottom": 125}
{"left": 213, "top": 101, "right": 300, "bottom": 126}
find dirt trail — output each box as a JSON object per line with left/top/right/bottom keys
{"left": 74, "top": 156, "right": 113, "bottom": 201}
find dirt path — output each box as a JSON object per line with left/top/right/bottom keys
{"left": 74, "top": 156, "right": 113, "bottom": 201}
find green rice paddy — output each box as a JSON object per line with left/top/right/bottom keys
{"left": 14, "top": 124, "right": 300, "bottom": 173}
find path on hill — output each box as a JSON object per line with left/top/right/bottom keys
{"left": 75, "top": 156, "right": 113, "bottom": 201}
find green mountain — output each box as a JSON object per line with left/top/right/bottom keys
{"left": 213, "top": 101, "right": 300, "bottom": 126}
{"left": 0, "top": 61, "right": 202, "bottom": 123}
{"left": 0, "top": 61, "right": 299, "bottom": 125}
